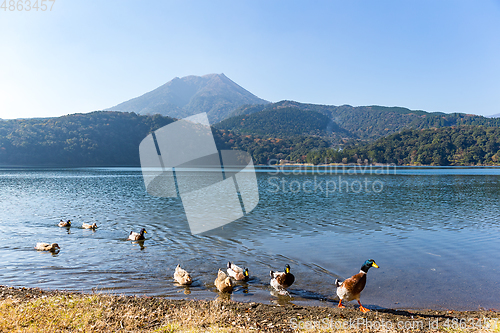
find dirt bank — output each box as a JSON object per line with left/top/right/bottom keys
{"left": 1, "top": 285, "right": 498, "bottom": 332}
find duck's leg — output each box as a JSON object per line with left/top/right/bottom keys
{"left": 337, "top": 299, "right": 345, "bottom": 308}
{"left": 357, "top": 300, "right": 370, "bottom": 313}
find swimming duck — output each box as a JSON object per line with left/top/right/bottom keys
{"left": 270, "top": 264, "right": 295, "bottom": 292}
{"left": 58, "top": 220, "right": 71, "bottom": 227}
{"left": 82, "top": 223, "right": 97, "bottom": 229}
{"left": 214, "top": 269, "right": 233, "bottom": 293}
{"left": 335, "top": 259, "right": 379, "bottom": 313}
{"left": 128, "top": 228, "right": 147, "bottom": 241}
{"left": 227, "top": 262, "right": 249, "bottom": 281}
{"left": 174, "top": 264, "right": 193, "bottom": 285}
{"left": 35, "top": 243, "right": 60, "bottom": 252}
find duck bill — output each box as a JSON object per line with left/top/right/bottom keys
{"left": 372, "top": 263, "right": 379, "bottom": 268}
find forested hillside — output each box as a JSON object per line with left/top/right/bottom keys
{"left": 0, "top": 112, "right": 175, "bottom": 166}
{"left": 229, "top": 101, "right": 500, "bottom": 140}
{"left": 0, "top": 111, "right": 328, "bottom": 166}
{"left": 305, "top": 126, "right": 500, "bottom": 166}
{"left": 1, "top": 111, "right": 500, "bottom": 166}
{"left": 215, "top": 107, "right": 350, "bottom": 141}
{"left": 217, "top": 131, "right": 330, "bottom": 164}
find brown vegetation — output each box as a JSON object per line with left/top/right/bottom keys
{"left": 1, "top": 286, "right": 498, "bottom": 332}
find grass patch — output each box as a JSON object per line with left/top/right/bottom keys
{"left": 1, "top": 286, "right": 498, "bottom": 332}
{"left": 0, "top": 294, "right": 242, "bottom": 332}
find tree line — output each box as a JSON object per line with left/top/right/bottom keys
{"left": 1, "top": 111, "right": 499, "bottom": 166}
{"left": 305, "top": 126, "right": 500, "bottom": 166}
{"left": 0, "top": 112, "right": 175, "bottom": 166}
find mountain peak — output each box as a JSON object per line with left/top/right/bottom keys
{"left": 106, "top": 74, "right": 269, "bottom": 122}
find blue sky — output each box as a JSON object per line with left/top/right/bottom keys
{"left": 1, "top": 0, "right": 499, "bottom": 119}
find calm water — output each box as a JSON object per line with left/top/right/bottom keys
{"left": 1, "top": 166, "right": 499, "bottom": 310}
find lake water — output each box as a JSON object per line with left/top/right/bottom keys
{"left": 1, "top": 166, "right": 499, "bottom": 310}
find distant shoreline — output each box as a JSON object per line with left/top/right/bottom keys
{"left": 1, "top": 285, "right": 498, "bottom": 332}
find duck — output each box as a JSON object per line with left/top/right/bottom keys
{"left": 214, "top": 269, "right": 233, "bottom": 293}
{"left": 174, "top": 264, "right": 193, "bottom": 285}
{"left": 227, "top": 261, "right": 249, "bottom": 281}
{"left": 58, "top": 220, "right": 71, "bottom": 227}
{"left": 35, "top": 243, "right": 60, "bottom": 252}
{"left": 270, "top": 264, "right": 295, "bottom": 292}
{"left": 82, "top": 222, "right": 97, "bottom": 229}
{"left": 128, "top": 228, "right": 147, "bottom": 241}
{"left": 335, "top": 259, "right": 379, "bottom": 313}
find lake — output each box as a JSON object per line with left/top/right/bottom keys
{"left": 0, "top": 166, "right": 499, "bottom": 310}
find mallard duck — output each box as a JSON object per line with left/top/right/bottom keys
{"left": 128, "top": 228, "right": 147, "bottom": 240}
{"left": 270, "top": 264, "right": 295, "bottom": 292}
{"left": 335, "top": 259, "right": 379, "bottom": 313}
{"left": 174, "top": 264, "right": 193, "bottom": 285}
{"left": 214, "top": 269, "right": 233, "bottom": 293}
{"left": 58, "top": 220, "right": 71, "bottom": 227}
{"left": 82, "top": 222, "right": 97, "bottom": 229}
{"left": 35, "top": 243, "right": 60, "bottom": 252}
{"left": 227, "top": 262, "right": 249, "bottom": 281}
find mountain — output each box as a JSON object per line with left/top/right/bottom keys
{"left": 106, "top": 73, "right": 269, "bottom": 123}
{"left": 306, "top": 126, "right": 500, "bottom": 166}
{"left": 228, "top": 101, "right": 500, "bottom": 140}
{"left": 215, "top": 107, "right": 350, "bottom": 141}
{"left": 0, "top": 111, "right": 327, "bottom": 166}
{"left": 0, "top": 112, "right": 176, "bottom": 166}
{"left": 2, "top": 111, "right": 500, "bottom": 166}
{"left": 488, "top": 113, "right": 500, "bottom": 118}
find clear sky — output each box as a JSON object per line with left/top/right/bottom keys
{"left": 1, "top": 0, "right": 499, "bottom": 119}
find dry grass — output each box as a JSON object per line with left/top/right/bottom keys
{"left": 0, "top": 287, "right": 498, "bottom": 332}
{"left": 0, "top": 294, "right": 243, "bottom": 332}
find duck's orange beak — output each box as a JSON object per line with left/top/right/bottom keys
{"left": 372, "top": 263, "right": 379, "bottom": 268}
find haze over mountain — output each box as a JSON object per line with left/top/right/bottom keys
{"left": 488, "top": 113, "right": 500, "bottom": 118}
{"left": 106, "top": 73, "right": 269, "bottom": 123}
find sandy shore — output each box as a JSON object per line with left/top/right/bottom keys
{"left": 1, "top": 285, "right": 498, "bottom": 332}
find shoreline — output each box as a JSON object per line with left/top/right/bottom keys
{"left": 1, "top": 285, "right": 498, "bottom": 332}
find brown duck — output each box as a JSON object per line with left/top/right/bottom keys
{"left": 214, "top": 269, "right": 233, "bottom": 293}
{"left": 82, "top": 223, "right": 97, "bottom": 229}
{"left": 270, "top": 264, "right": 295, "bottom": 292}
{"left": 335, "top": 259, "right": 379, "bottom": 313}
{"left": 35, "top": 243, "right": 60, "bottom": 252}
{"left": 174, "top": 264, "right": 193, "bottom": 285}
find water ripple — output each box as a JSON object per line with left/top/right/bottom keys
{"left": 0, "top": 168, "right": 499, "bottom": 310}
